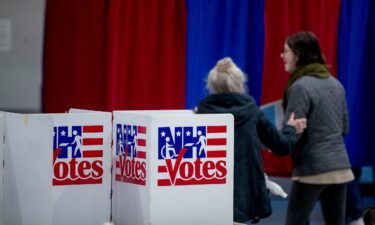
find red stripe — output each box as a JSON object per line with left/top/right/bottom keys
{"left": 53, "top": 178, "right": 102, "bottom": 185}
{"left": 174, "top": 178, "right": 226, "bottom": 185}
{"left": 53, "top": 148, "right": 62, "bottom": 163}
{"left": 158, "top": 165, "right": 167, "bottom": 173}
{"left": 157, "top": 178, "right": 226, "bottom": 186}
{"left": 83, "top": 138, "right": 103, "bottom": 145}
{"left": 83, "top": 125, "right": 103, "bottom": 133}
{"left": 207, "top": 138, "right": 226, "bottom": 145}
{"left": 138, "top": 126, "right": 146, "bottom": 134}
{"left": 116, "top": 161, "right": 119, "bottom": 168}
{"left": 207, "top": 126, "right": 227, "bottom": 133}
{"left": 137, "top": 139, "right": 146, "bottom": 147}
{"left": 207, "top": 150, "right": 226, "bottom": 158}
{"left": 83, "top": 150, "right": 103, "bottom": 158}
{"left": 137, "top": 151, "right": 146, "bottom": 159}
{"left": 158, "top": 179, "right": 171, "bottom": 186}
{"left": 122, "top": 177, "right": 146, "bottom": 185}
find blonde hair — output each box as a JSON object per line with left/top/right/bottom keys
{"left": 206, "top": 57, "right": 247, "bottom": 94}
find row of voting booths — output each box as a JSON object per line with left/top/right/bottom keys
{"left": 0, "top": 109, "right": 234, "bottom": 225}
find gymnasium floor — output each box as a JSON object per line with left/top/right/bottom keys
{"left": 254, "top": 172, "right": 375, "bottom": 225}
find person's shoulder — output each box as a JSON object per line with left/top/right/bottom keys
{"left": 229, "top": 92, "right": 257, "bottom": 103}
{"left": 327, "top": 75, "right": 345, "bottom": 87}
{"left": 293, "top": 75, "right": 331, "bottom": 89}
{"left": 295, "top": 75, "right": 321, "bottom": 83}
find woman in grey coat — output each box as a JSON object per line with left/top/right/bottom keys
{"left": 280, "top": 31, "right": 354, "bottom": 225}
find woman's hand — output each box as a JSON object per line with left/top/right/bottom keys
{"left": 287, "top": 112, "right": 307, "bottom": 134}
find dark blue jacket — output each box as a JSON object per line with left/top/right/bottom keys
{"left": 197, "top": 92, "right": 297, "bottom": 223}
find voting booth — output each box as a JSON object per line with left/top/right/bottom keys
{"left": 0, "top": 112, "right": 4, "bottom": 225}
{"left": 112, "top": 110, "right": 234, "bottom": 225}
{"left": 1, "top": 109, "right": 234, "bottom": 225}
{"left": 1, "top": 111, "right": 112, "bottom": 225}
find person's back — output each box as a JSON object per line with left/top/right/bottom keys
{"left": 197, "top": 91, "right": 296, "bottom": 222}
{"left": 288, "top": 75, "right": 351, "bottom": 176}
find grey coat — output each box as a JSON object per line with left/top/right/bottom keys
{"left": 284, "top": 75, "right": 351, "bottom": 176}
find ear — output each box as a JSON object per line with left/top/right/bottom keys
{"left": 293, "top": 54, "right": 299, "bottom": 67}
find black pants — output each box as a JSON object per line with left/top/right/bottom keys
{"left": 285, "top": 181, "right": 347, "bottom": 225}
{"left": 346, "top": 167, "right": 363, "bottom": 223}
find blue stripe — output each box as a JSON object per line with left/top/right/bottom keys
{"left": 185, "top": 0, "right": 264, "bottom": 109}
{"left": 338, "top": 0, "right": 375, "bottom": 166}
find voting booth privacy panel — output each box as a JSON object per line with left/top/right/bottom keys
{"left": 0, "top": 112, "right": 5, "bottom": 225}
{"left": 0, "top": 111, "right": 112, "bottom": 225}
{"left": 112, "top": 110, "right": 234, "bottom": 225}
{"left": 0, "top": 109, "right": 234, "bottom": 225}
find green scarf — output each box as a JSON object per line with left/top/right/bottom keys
{"left": 282, "top": 63, "right": 330, "bottom": 109}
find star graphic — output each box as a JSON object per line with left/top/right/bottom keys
{"left": 186, "top": 130, "right": 191, "bottom": 136}
{"left": 161, "top": 131, "right": 166, "bottom": 137}
{"left": 61, "top": 130, "right": 66, "bottom": 136}
{"left": 176, "top": 131, "right": 181, "bottom": 136}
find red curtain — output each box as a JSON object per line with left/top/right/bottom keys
{"left": 261, "top": 0, "right": 341, "bottom": 176}
{"left": 104, "top": 0, "right": 187, "bottom": 110}
{"left": 43, "top": 0, "right": 107, "bottom": 112}
{"left": 43, "top": 0, "right": 187, "bottom": 113}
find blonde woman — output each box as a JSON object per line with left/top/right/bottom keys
{"left": 196, "top": 57, "right": 306, "bottom": 224}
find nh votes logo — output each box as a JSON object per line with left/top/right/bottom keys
{"left": 157, "top": 125, "right": 227, "bottom": 186}
{"left": 114, "top": 124, "right": 147, "bottom": 186}
{"left": 53, "top": 125, "right": 104, "bottom": 186}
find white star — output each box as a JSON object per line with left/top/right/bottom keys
{"left": 161, "top": 131, "right": 166, "bottom": 137}
{"left": 176, "top": 131, "right": 181, "bottom": 136}
{"left": 117, "top": 128, "right": 120, "bottom": 133}
{"left": 186, "top": 130, "right": 191, "bottom": 136}
{"left": 61, "top": 130, "right": 66, "bottom": 136}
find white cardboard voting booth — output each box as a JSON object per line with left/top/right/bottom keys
{"left": 3, "top": 113, "right": 53, "bottom": 225}
{"left": 1, "top": 111, "right": 112, "bottom": 225}
{"left": 49, "top": 112, "right": 112, "bottom": 225}
{"left": 1, "top": 109, "right": 234, "bottom": 225}
{"left": 0, "top": 112, "right": 5, "bottom": 225}
{"left": 112, "top": 110, "right": 234, "bottom": 225}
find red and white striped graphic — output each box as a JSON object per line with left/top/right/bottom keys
{"left": 81, "top": 125, "right": 104, "bottom": 158}
{"left": 115, "top": 125, "right": 147, "bottom": 186}
{"left": 53, "top": 125, "right": 104, "bottom": 186}
{"left": 157, "top": 125, "right": 228, "bottom": 186}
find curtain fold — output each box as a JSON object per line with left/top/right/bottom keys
{"left": 43, "top": 0, "right": 186, "bottom": 112}
{"left": 262, "top": 0, "right": 341, "bottom": 104}
{"left": 338, "top": 0, "right": 375, "bottom": 166}
{"left": 185, "top": 0, "right": 264, "bottom": 108}
{"left": 43, "top": 0, "right": 107, "bottom": 113}
{"left": 104, "top": 0, "right": 187, "bottom": 110}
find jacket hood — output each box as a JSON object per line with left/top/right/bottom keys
{"left": 197, "top": 93, "right": 258, "bottom": 126}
